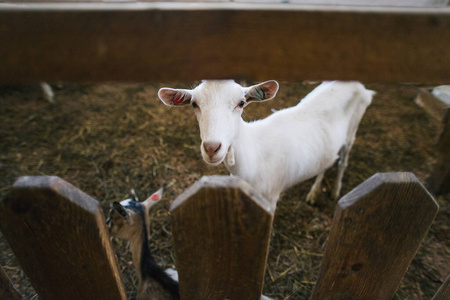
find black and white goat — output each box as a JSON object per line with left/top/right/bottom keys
{"left": 107, "top": 188, "right": 180, "bottom": 300}
{"left": 107, "top": 188, "right": 274, "bottom": 300}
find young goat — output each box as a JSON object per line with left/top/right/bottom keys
{"left": 158, "top": 81, "right": 374, "bottom": 209}
{"left": 107, "top": 188, "right": 180, "bottom": 300}
{"left": 108, "top": 188, "right": 274, "bottom": 300}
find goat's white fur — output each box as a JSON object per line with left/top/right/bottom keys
{"left": 158, "top": 81, "right": 374, "bottom": 209}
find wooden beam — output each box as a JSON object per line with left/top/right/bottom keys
{"left": 0, "top": 176, "right": 126, "bottom": 300}
{"left": 170, "top": 176, "right": 274, "bottom": 300}
{"left": 0, "top": 265, "right": 21, "bottom": 300}
{"left": 311, "top": 172, "right": 439, "bottom": 300}
{"left": 0, "top": 3, "right": 449, "bottom": 83}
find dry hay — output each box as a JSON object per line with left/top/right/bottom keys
{"left": 0, "top": 82, "right": 448, "bottom": 299}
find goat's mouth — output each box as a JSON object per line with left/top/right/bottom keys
{"left": 203, "top": 155, "right": 225, "bottom": 166}
{"left": 201, "top": 141, "right": 227, "bottom": 166}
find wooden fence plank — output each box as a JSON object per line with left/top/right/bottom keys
{"left": 310, "top": 172, "right": 439, "bottom": 300}
{"left": 415, "top": 88, "right": 450, "bottom": 195}
{"left": 0, "top": 265, "right": 21, "bottom": 300}
{"left": 415, "top": 88, "right": 449, "bottom": 124}
{"left": 428, "top": 109, "right": 450, "bottom": 195}
{"left": 0, "top": 176, "right": 126, "bottom": 300}
{"left": 432, "top": 273, "right": 450, "bottom": 300}
{"left": 170, "top": 176, "right": 274, "bottom": 300}
{"left": 0, "top": 4, "right": 449, "bottom": 83}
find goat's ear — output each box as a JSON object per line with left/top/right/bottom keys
{"left": 158, "top": 88, "right": 193, "bottom": 107}
{"left": 142, "top": 186, "right": 164, "bottom": 211}
{"left": 112, "top": 202, "right": 129, "bottom": 219}
{"left": 244, "top": 80, "right": 279, "bottom": 103}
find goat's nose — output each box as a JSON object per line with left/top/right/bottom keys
{"left": 203, "top": 141, "right": 222, "bottom": 158}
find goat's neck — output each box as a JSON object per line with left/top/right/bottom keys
{"left": 224, "top": 119, "right": 255, "bottom": 175}
{"left": 224, "top": 118, "right": 284, "bottom": 208}
{"left": 128, "top": 226, "right": 148, "bottom": 283}
{"left": 128, "top": 217, "right": 179, "bottom": 300}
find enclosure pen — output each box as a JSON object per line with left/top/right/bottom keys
{"left": 0, "top": 0, "right": 449, "bottom": 299}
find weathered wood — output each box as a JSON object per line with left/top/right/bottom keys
{"left": 0, "top": 3, "right": 449, "bottom": 83}
{"left": 415, "top": 88, "right": 450, "bottom": 195}
{"left": 170, "top": 176, "right": 273, "bottom": 300}
{"left": 432, "top": 272, "right": 450, "bottom": 300}
{"left": 428, "top": 108, "right": 450, "bottom": 195}
{"left": 0, "top": 176, "right": 126, "bottom": 300}
{"left": 0, "top": 265, "right": 21, "bottom": 300}
{"left": 415, "top": 88, "right": 450, "bottom": 125}
{"left": 310, "top": 172, "right": 439, "bottom": 300}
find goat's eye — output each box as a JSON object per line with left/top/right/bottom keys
{"left": 238, "top": 100, "right": 245, "bottom": 108}
{"left": 191, "top": 101, "right": 198, "bottom": 108}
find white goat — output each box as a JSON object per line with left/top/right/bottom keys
{"left": 107, "top": 188, "right": 180, "bottom": 300}
{"left": 158, "top": 81, "right": 374, "bottom": 209}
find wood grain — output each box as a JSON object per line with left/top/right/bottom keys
{"left": 170, "top": 176, "right": 273, "bottom": 300}
{"left": 0, "top": 4, "right": 449, "bottom": 83}
{"left": 0, "top": 265, "right": 21, "bottom": 300}
{"left": 415, "top": 88, "right": 449, "bottom": 124}
{"left": 428, "top": 108, "right": 450, "bottom": 195}
{"left": 310, "top": 172, "right": 439, "bottom": 300}
{"left": 0, "top": 176, "right": 126, "bottom": 300}
{"left": 415, "top": 89, "right": 450, "bottom": 195}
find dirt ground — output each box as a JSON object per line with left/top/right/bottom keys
{"left": 0, "top": 82, "right": 449, "bottom": 300}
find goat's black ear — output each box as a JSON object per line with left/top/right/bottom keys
{"left": 112, "top": 202, "right": 128, "bottom": 218}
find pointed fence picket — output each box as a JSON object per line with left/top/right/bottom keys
{"left": 310, "top": 172, "right": 439, "bottom": 299}
{"left": 170, "top": 176, "right": 274, "bottom": 300}
{"left": 0, "top": 176, "right": 126, "bottom": 300}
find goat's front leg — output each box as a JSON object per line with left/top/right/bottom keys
{"left": 333, "top": 144, "right": 352, "bottom": 200}
{"left": 306, "top": 171, "right": 325, "bottom": 205}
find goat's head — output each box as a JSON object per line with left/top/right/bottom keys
{"left": 158, "top": 80, "right": 279, "bottom": 166}
{"left": 106, "top": 187, "right": 164, "bottom": 239}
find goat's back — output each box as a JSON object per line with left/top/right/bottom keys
{"left": 298, "top": 81, "right": 372, "bottom": 112}
{"left": 295, "top": 81, "right": 373, "bottom": 145}
{"left": 230, "top": 81, "right": 374, "bottom": 205}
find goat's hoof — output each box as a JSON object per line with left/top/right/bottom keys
{"left": 332, "top": 190, "right": 341, "bottom": 201}
{"left": 305, "top": 193, "right": 316, "bottom": 205}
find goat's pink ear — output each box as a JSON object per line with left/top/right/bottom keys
{"left": 244, "top": 80, "right": 279, "bottom": 103}
{"left": 158, "top": 88, "right": 193, "bottom": 107}
{"left": 142, "top": 187, "right": 164, "bottom": 211}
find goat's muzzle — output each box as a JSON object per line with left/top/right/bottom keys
{"left": 203, "top": 141, "right": 222, "bottom": 159}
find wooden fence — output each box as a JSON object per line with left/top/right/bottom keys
{"left": 0, "top": 172, "right": 447, "bottom": 299}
